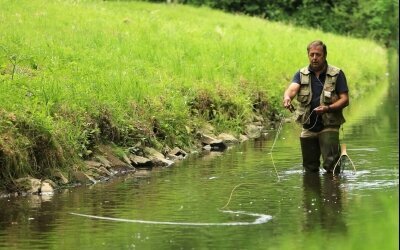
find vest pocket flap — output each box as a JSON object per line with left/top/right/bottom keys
{"left": 297, "top": 95, "right": 308, "bottom": 103}
{"left": 297, "top": 89, "right": 309, "bottom": 103}
{"left": 298, "top": 89, "right": 310, "bottom": 95}
{"left": 324, "top": 86, "right": 335, "bottom": 92}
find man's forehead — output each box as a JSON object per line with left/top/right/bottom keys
{"left": 309, "top": 45, "right": 323, "bottom": 52}
{"left": 308, "top": 46, "right": 324, "bottom": 56}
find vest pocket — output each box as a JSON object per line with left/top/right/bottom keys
{"left": 322, "top": 112, "right": 345, "bottom": 126}
{"left": 295, "top": 106, "right": 310, "bottom": 124}
{"left": 322, "top": 86, "right": 335, "bottom": 104}
{"left": 297, "top": 89, "right": 310, "bottom": 103}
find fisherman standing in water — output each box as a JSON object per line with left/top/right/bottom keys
{"left": 283, "top": 40, "right": 350, "bottom": 174}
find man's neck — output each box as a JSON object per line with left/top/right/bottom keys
{"left": 313, "top": 62, "right": 327, "bottom": 78}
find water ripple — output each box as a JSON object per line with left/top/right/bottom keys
{"left": 70, "top": 210, "right": 272, "bottom": 226}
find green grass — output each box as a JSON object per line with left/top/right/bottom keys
{"left": 0, "top": 0, "right": 389, "bottom": 185}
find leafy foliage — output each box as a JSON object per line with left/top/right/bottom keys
{"left": 141, "top": 0, "right": 399, "bottom": 47}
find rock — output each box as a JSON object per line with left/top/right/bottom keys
{"left": 239, "top": 134, "right": 249, "bottom": 142}
{"left": 168, "top": 147, "right": 187, "bottom": 159}
{"left": 97, "top": 166, "right": 113, "bottom": 176}
{"left": 107, "top": 154, "right": 132, "bottom": 169}
{"left": 52, "top": 170, "right": 69, "bottom": 184}
{"left": 167, "top": 154, "right": 185, "bottom": 161}
{"left": 144, "top": 147, "right": 165, "bottom": 160}
{"left": 150, "top": 156, "right": 175, "bottom": 167}
{"left": 143, "top": 147, "right": 174, "bottom": 166}
{"left": 85, "top": 160, "right": 103, "bottom": 168}
{"left": 121, "top": 152, "right": 132, "bottom": 165}
{"left": 40, "top": 180, "right": 54, "bottom": 194}
{"left": 43, "top": 179, "right": 56, "bottom": 188}
{"left": 245, "top": 124, "right": 263, "bottom": 139}
{"left": 72, "top": 171, "right": 96, "bottom": 184}
{"left": 87, "top": 166, "right": 113, "bottom": 178}
{"left": 129, "top": 155, "right": 153, "bottom": 168}
{"left": 200, "top": 133, "right": 218, "bottom": 145}
{"left": 14, "top": 177, "right": 41, "bottom": 194}
{"left": 217, "top": 133, "right": 239, "bottom": 144}
{"left": 197, "top": 132, "right": 227, "bottom": 151}
{"left": 95, "top": 156, "right": 111, "bottom": 168}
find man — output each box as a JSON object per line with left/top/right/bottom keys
{"left": 283, "top": 40, "right": 349, "bottom": 173}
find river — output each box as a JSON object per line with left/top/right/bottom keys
{"left": 0, "top": 69, "right": 398, "bottom": 249}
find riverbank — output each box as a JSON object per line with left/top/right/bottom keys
{"left": 1, "top": 115, "right": 273, "bottom": 197}
{"left": 0, "top": 0, "right": 389, "bottom": 193}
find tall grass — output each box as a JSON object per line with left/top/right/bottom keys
{"left": 0, "top": 0, "right": 388, "bottom": 184}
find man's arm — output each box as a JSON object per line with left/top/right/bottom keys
{"left": 283, "top": 82, "right": 300, "bottom": 109}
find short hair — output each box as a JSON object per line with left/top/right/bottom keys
{"left": 307, "top": 40, "right": 327, "bottom": 57}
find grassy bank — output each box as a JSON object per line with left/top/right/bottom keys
{"left": 0, "top": 0, "right": 388, "bottom": 189}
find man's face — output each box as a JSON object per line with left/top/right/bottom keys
{"left": 308, "top": 45, "right": 326, "bottom": 72}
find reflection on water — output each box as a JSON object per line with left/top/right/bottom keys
{"left": 302, "top": 172, "right": 346, "bottom": 234}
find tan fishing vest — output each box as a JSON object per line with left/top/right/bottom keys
{"left": 295, "top": 65, "right": 346, "bottom": 126}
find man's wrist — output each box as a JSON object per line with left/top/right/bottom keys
{"left": 327, "top": 105, "right": 331, "bottom": 112}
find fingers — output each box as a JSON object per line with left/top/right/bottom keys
{"left": 283, "top": 98, "right": 295, "bottom": 113}
{"left": 283, "top": 97, "right": 291, "bottom": 108}
{"left": 313, "top": 106, "right": 328, "bottom": 114}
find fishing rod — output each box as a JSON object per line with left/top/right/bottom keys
{"left": 269, "top": 103, "right": 298, "bottom": 181}
{"left": 219, "top": 107, "right": 293, "bottom": 209}
{"left": 269, "top": 104, "right": 320, "bottom": 180}
{"left": 269, "top": 115, "right": 284, "bottom": 181}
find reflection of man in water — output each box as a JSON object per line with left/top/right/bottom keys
{"left": 302, "top": 172, "right": 346, "bottom": 233}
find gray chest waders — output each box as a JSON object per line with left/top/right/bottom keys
{"left": 300, "top": 137, "right": 321, "bottom": 172}
{"left": 319, "top": 131, "right": 341, "bottom": 174}
{"left": 300, "top": 130, "right": 341, "bottom": 173}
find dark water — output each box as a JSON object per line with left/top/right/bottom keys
{"left": 0, "top": 76, "right": 398, "bottom": 249}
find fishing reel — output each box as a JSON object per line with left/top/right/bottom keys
{"left": 288, "top": 103, "right": 296, "bottom": 113}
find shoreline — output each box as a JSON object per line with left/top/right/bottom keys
{"left": 0, "top": 117, "right": 276, "bottom": 198}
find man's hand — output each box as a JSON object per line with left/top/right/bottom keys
{"left": 314, "top": 92, "right": 349, "bottom": 115}
{"left": 314, "top": 105, "right": 329, "bottom": 115}
{"left": 283, "top": 82, "right": 300, "bottom": 112}
{"left": 283, "top": 96, "right": 295, "bottom": 113}
{"left": 283, "top": 96, "right": 292, "bottom": 109}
